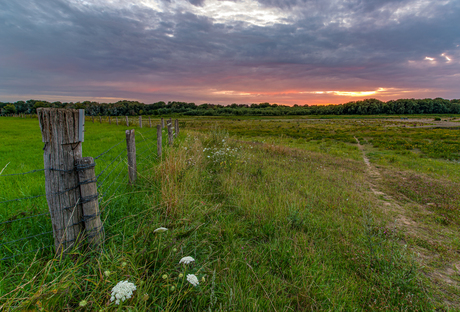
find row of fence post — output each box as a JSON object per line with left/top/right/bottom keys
{"left": 37, "top": 108, "right": 179, "bottom": 256}
{"left": 89, "top": 116, "right": 175, "bottom": 129}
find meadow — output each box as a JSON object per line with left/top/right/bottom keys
{"left": 0, "top": 115, "right": 459, "bottom": 311}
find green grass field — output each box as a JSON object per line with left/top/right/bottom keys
{"left": 0, "top": 115, "right": 459, "bottom": 311}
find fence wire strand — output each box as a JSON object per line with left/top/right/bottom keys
{"left": 96, "top": 149, "right": 126, "bottom": 181}
{"left": 0, "top": 212, "right": 50, "bottom": 226}
{"left": 94, "top": 137, "right": 126, "bottom": 160}
{"left": 1, "top": 244, "right": 54, "bottom": 261}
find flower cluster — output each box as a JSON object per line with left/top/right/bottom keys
{"left": 203, "top": 139, "right": 240, "bottom": 167}
{"left": 110, "top": 281, "right": 137, "bottom": 305}
{"left": 179, "top": 256, "right": 195, "bottom": 264}
{"left": 187, "top": 274, "right": 199, "bottom": 287}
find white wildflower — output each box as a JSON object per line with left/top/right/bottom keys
{"left": 179, "top": 256, "right": 195, "bottom": 264}
{"left": 154, "top": 227, "right": 168, "bottom": 233}
{"left": 110, "top": 281, "right": 137, "bottom": 305}
{"left": 187, "top": 274, "right": 199, "bottom": 287}
{"left": 79, "top": 300, "right": 88, "bottom": 307}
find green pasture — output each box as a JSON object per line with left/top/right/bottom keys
{"left": 0, "top": 115, "right": 459, "bottom": 311}
{"left": 0, "top": 116, "right": 164, "bottom": 261}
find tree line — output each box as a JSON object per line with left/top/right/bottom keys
{"left": 1, "top": 98, "right": 460, "bottom": 116}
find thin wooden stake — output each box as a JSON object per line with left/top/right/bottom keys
{"left": 139, "top": 116, "right": 142, "bottom": 128}
{"left": 161, "top": 117, "right": 164, "bottom": 129}
{"left": 126, "top": 116, "right": 129, "bottom": 126}
{"left": 149, "top": 116, "right": 151, "bottom": 128}
{"left": 126, "top": 129, "right": 137, "bottom": 185}
{"left": 167, "top": 122, "right": 173, "bottom": 146}
{"left": 157, "top": 124, "right": 162, "bottom": 158}
{"left": 175, "top": 119, "right": 179, "bottom": 137}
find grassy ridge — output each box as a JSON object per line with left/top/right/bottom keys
{"left": 1, "top": 116, "right": 459, "bottom": 310}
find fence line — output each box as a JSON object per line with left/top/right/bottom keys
{"left": 1, "top": 112, "right": 180, "bottom": 261}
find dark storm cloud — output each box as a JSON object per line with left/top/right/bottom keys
{"left": 0, "top": 0, "right": 459, "bottom": 103}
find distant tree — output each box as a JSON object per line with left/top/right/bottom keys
{"left": 3, "top": 104, "right": 17, "bottom": 114}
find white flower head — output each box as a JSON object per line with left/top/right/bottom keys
{"left": 110, "top": 281, "right": 137, "bottom": 305}
{"left": 179, "top": 256, "right": 195, "bottom": 265}
{"left": 187, "top": 274, "right": 199, "bottom": 287}
{"left": 154, "top": 227, "right": 168, "bottom": 233}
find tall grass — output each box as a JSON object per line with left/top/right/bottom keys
{"left": 2, "top": 116, "right": 458, "bottom": 310}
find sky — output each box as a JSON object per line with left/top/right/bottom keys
{"left": 1, "top": 0, "right": 459, "bottom": 106}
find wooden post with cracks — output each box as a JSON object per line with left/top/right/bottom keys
{"left": 126, "top": 116, "right": 129, "bottom": 127}
{"left": 139, "top": 116, "right": 142, "bottom": 128}
{"left": 75, "top": 157, "right": 104, "bottom": 248}
{"left": 38, "top": 108, "right": 84, "bottom": 255}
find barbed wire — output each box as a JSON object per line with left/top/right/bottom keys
{"left": 99, "top": 165, "right": 127, "bottom": 199}
{"left": 97, "top": 155, "right": 127, "bottom": 189}
{"left": 1, "top": 244, "right": 54, "bottom": 261}
{"left": 0, "top": 231, "right": 53, "bottom": 247}
{"left": 94, "top": 137, "right": 126, "bottom": 160}
{"left": 96, "top": 149, "right": 126, "bottom": 181}
{"left": 0, "top": 193, "right": 47, "bottom": 205}
{"left": 0, "top": 212, "right": 50, "bottom": 226}
{"left": 0, "top": 168, "right": 45, "bottom": 177}
{"left": 102, "top": 171, "right": 129, "bottom": 203}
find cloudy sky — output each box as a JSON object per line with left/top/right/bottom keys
{"left": 1, "top": 0, "right": 459, "bottom": 105}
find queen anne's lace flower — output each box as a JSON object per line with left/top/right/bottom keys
{"left": 187, "top": 274, "right": 199, "bottom": 287}
{"left": 179, "top": 256, "right": 195, "bottom": 264}
{"left": 154, "top": 227, "right": 168, "bottom": 233}
{"left": 110, "top": 281, "right": 137, "bottom": 305}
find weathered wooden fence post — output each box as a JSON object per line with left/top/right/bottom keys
{"left": 126, "top": 129, "right": 137, "bottom": 185}
{"left": 149, "top": 116, "right": 151, "bottom": 128}
{"left": 38, "top": 108, "right": 84, "bottom": 255}
{"left": 139, "top": 116, "right": 142, "bottom": 128}
{"left": 157, "top": 124, "right": 162, "bottom": 158}
{"left": 126, "top": 116, "right": 129, "bottom": 126}
{"left": 75, "top": 157, "right": 104, "bottom": 248}
{"left": 167, "top": 122, "right": 173, "bottom": 146}
{"left": 175, "top": 119, "right": 179, "bottom": 138}
{"left": 99, "top": 116, "right": 102, "bottom": 123}
{"left": 161, "top": 117, "right": 164, "bottom": 129}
